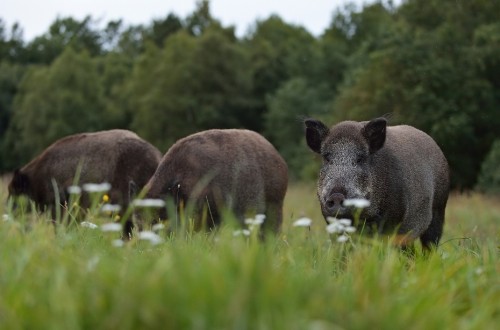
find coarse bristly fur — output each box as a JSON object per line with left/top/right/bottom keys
{"left": 143, "top": 129, "right": 288, "bottom": 234}
{"left": 305, "top": 117, "right": 450, "bottom": 250}
{"left": 8, "top": 129, "right": 163, "bottom": 237}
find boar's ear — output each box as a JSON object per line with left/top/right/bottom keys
{"left": 10, "top": 169, "right": 30, "bottom": 194}
{"left": 362, "top": 118, "right": 387, "bottom": 153}
{"left": 304, "top": 119, "right": 329, "bottom": 154}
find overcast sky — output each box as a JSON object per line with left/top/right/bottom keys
{"left": 0, "top": 0, "right": 400, "bottom": 41}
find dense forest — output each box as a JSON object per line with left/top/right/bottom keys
{"left": 0, "top": 0, "right": 499, "bottom": 192}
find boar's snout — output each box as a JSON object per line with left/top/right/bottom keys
{"left": 325, "top": 192, "right": 345, "bottom": 211}
{"left": 323, "top": 189, "right": 351, "bottom": 218}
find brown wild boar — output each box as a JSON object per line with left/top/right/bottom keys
{"left": 142, "top": 129, "right": 288, "bottom": 234}
{"left": 304, "top": 117, "right": 450, "bottom": 250}
{"left": 8, "top": 129, "right": 162, "bottom": 235}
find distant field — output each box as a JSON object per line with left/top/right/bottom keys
{"left": 1, "top": 177, "right": 499, "bottom": 329}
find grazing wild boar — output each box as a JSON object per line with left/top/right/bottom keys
{"left": 8, "top": 129, "right": 162, "bottom": 235}
{"left": 304, "top": 117, "right": 450, "bottom": 250}
{"left": 142, "top": 129, "right": 288, "bottom": 234}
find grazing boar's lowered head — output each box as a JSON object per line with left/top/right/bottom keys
{"left": 304, "top": 118, "right": 386, "bottom": 222}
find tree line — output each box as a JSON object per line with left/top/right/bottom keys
{"left": 1, "top": 0, "right": 499, "bottom": 192}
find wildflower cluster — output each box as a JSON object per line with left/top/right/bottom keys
{"left": 233, "top": 214, "right": 266, "bottom": 237}
{"left": 326, "top": 217, "right": 356, "bottom": 243}
{"left": 69, "top": 184, "right": 169, "bottom": 246}
{"left": 80, "top": 219, "right": 164, "bottom": 246}
{"left": 67, "top": 183, "right": 117, "bottom": 219}
{"left": 291, "top": 198, "right": 370, "bottom": 244}
{"left": 130, "top": 198, "right": 166, "bottom": 245}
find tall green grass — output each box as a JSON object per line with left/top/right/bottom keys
{"left": 1, "top": 179, "right": 499, "bottom": 329}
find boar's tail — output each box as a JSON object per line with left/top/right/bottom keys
{"left": 128, "top": 180, "right": 138, "bottom": 204}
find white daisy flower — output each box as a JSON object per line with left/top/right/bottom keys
{"left": 326, "top": 216, "right": 338, "bottom": 224}
{"left": 67, "top": 185, "right": 82, "bottom": 195}
{"left": 101, "top": 222, "right": 122, "bottom": 232}
{"left": 336, "top": 234, "right": 349, "bottom": 243}
{"left": 326, "top": 222, "right": 344, "bottom": 234}
{"left": 245, "top": 215, "right": 265, "bottom": 226}
{"left": 80, "top": 221, "right": 98, "bottom": 229}
{"left": 82, "top": 182, "right": 111, "bottom": 193}
{"left": 233, "top": 229, "right": 251, "bottom": 237}
{"left": 100, "top": 204, "right": 122, "bottom": 213}
{"left": 132, "top": 198, "right": 166, "bottom": 208}
{"left": 293, "top": 217, "right": 312, "bottom": 227}
{"left": 325, "top": 217, "right": 356, "bottom": 237}
{"left": 338, "top": 218, "right": 352, "bottom": 226}
{"left": 255, "top": 214, "right": 266, "bottom": 223}
{"left": 344, "top": 226, "right": 357, "bottom": 233}
{"left": 343, "top": 198, "right": 370, "bottom": 208}
{"left": 152, "top": 223, "right": 166, "bottom": 231}
{"left": 138, "top": 231, "right": 164, "bottom": 245}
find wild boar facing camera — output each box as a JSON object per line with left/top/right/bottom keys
{"left": 304, "top": 117, "right": 450, "bottom": 250}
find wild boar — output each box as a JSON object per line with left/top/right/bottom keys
{"left": 8, "top": 129, "right": 162, "bottom": 235}
{"left": 304, "top": 117, "right": 450, "bottom": 250}
{"left": 142, "top": 129, "right": 288, "bottom": 234}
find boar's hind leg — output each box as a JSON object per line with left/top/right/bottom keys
{"left": 261, "top": 202, "right": 283, "bottom": 235}
{"left": 396, "top": 201, "right": 433, "bottom": 249}
{"left": 419, "top": 207, "right": 445, "bottom": 251}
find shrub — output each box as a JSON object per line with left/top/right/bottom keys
{"left": 476, "top": 139, "right": 500, "bottom": 194}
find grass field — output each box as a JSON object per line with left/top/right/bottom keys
{"left": 1, "top": 178, "right": 499, "bottom": 329}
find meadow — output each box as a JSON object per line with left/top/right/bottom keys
{"left": 0, "top": 177, "right": 499, "bottom": 329}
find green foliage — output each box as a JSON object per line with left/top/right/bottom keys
{"left": 130, "top": 26, "right": 252, "bottom": 151}
{"left": 185, "top": 0, "right": 217, "bottom": 36}
{"left": 265, "top": 78, "right": 328, "bottom": 179}
{"left": 146, "top": 14, "right": 183, "bottom": 47}
{"left": 128, "top": 34, "right": 197, "bottom": 151}
{"left": 244, "top": 15, "right": 322, "bottom": 133}
{"left": 95, "top": 51, "right": 135, "bottom": 128}
{"left": 0, "top": 0, "right": 499, "bottom": 190}
{"left": 0, "top": 63, "right": 24, "bottom": 129}
{"left": 246, "top": 15, "right": 320, "bottom": 95}
{"left": 24, "top": 16, "right": 103, "bottom": 64}
{"left": 0, "top": 62, "right": 25, "bottom": 170}
{"left": 1, "top": 182, "right": 499, "bottom": 328}
{"left": 476, "top": 140, "right": 500, "bottom": 194}
{"left": 0, "top": 20, "right": 25, "bottom": 63}
{"left": 3, "top": 48, "right": 106, "bottom": 165}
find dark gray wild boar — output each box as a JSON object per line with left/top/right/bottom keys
{"left": 142, "top": 129, "right": 288, "bottom": 233}
{"left": 8, "top": 129, "right": 162, "bottom": 235}
{"left": 304, "top": 117, "right": 450, "bottom": 250}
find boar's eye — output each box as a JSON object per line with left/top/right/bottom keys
{"left": 355, "top": 154, "right": 366, "bottom": 165}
